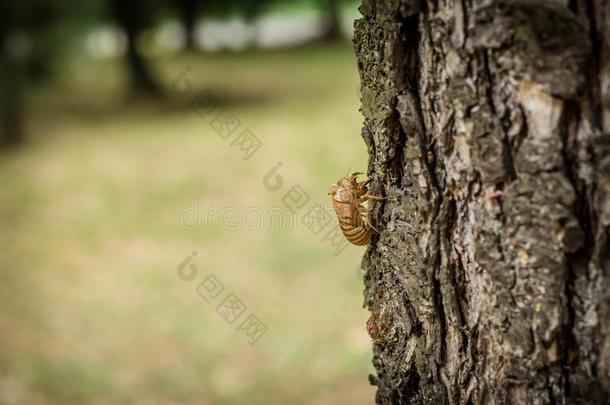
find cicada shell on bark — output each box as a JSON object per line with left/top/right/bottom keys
{"left": 328, "top": 172, "right": 382, "bottom": 246}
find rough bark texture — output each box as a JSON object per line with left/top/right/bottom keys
{"left": 354, "top": 0, "right": 610, "bottom": 403}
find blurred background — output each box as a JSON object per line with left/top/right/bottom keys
{"left": 0, "top": 0, "right": 374, "bottom": 403}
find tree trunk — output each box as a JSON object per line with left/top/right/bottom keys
{"left": 112, "top": 0, "right": 160, "bottom": 95}
{"left": 177, "top": 0, "right": 198, "bottom": 50}
{"left": 0, "top": 45, "right": 24, "bottom": 147}
{"left": 354, "top": 1, "right": 610, "bottom": 404}
{"left": 320, "top": 0, "right": 343, "bottom": 41}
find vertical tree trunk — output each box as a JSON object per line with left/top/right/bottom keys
{"left": 112, "top": 0, "right": 160, "bottom": 95}
{"left": 177, "top": 0, "right": 198, "bottom": 50}
{"left": 354, "top": 1, "right": 610, "bottom": 404}
{"left": 320, "top": 0, "right": 343, "bottom": 41}
{"left": 0, "top": 45, "right": 24, "bottom": 147}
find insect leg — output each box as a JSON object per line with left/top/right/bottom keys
{"left": 359, "top": 206, "right": 381, "bottom": 234}
{"left": 363, "top": 194, "right": 385, "bottom": 201}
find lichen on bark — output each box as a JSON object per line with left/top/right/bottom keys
{"left": 354, "top": 1, "right": 610, "bottom": 403}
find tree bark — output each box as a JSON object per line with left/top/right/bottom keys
{"left": 354, "top": 0, "right": 610, "bottom": 404}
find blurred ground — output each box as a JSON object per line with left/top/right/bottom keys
{"left": 0, "top": 42, "right": 374, "bottom": 404}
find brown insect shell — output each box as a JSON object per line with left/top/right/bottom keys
{"left": 329, "top": 176, "right": 367, "bottom": 204}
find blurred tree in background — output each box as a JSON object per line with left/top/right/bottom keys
{"left": 0, "top": 0, "right": 359, "bottom": 149}
{"left": 0, "top": 1, "right": 68, "bottom": 146}
{"left": 170, "top": 0, "right": 256, "bottom": 51}
{"left": 317, "top": 0, "right": 343, "bottom": 41}
{"left": 0, "top": 0, "right": 101, "bottom": 147}
{"left": 169, "top": 0, "right": 355, "bottom": 50}
{"left": 232, "top": 0, "right": 283, "bottom": 46}
{"left": 174, "top": 0, "right": 199, "bottom": 50}
{"left": 170, "top": 0, "right": 282, "bottom": 50}
{"left": 236, "top": 0, "right": 278, "bottom": 23}
{"left": 110, "top": 0, "right": 163, "bottom": 94}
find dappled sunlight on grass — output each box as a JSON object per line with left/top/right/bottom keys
{"left": 0, "top": 42, "right": 374, "bottom": 404}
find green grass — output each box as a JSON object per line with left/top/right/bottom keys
{"left": 0, "top": 42, "right": 374, "bottom": 404}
